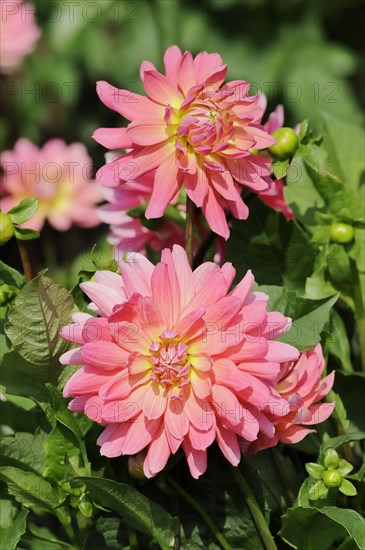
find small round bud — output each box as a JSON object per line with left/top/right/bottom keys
{"left": 0, "top": 212, "right": 15, "bottom": 246}
{"left": 330, "top": 222, "right": 354, "bottom": 244}
{"left": 128, "top": 451, "right": 147, "bottom": 480}
{"left": 322, "top": 469, "right": 342, "bottom": 488}
{"left": 268, "top": 127, "right": 299, "bottom": 159}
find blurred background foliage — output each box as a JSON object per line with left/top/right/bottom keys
{"left": 1, "top": 0, "right": 364, "bottom": 279}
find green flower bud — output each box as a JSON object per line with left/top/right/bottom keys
{"left": 78, "top": 494, "right": 94, "bottom": 518}
{"left": 0, "top": 212, "right": 15, "bottom": 246}
{"left": 322, "top": 469, "right": 342, "bottom": 488}
{"left": 128, "top": 450, "right": 147, "bottom": 480}
{"left": 330, "top": 222, "right": 354, "bottom": 244}
{"left": 268, "top": 127, "right": 299, "bottom": 159}
{"left": 324, "top": 448, "right": 340, "bottom": 469}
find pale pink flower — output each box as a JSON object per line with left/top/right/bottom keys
{"left": 259, "top": 102, "right": 294, "bottom": 219}
{"left": 0, "top": 138, "right": 101, "bottom": 231}
{"left": 0, "top": 0, "right": 41, "bottom": 73}
{"left": 93, "top": 45, "right": 276, "bottom": 239}
{"left": 60, "top": 245, "right": 299, "bottom": 478}
{"left": 98, "top": 171, "right": 186, "bottom": 253}
{"left": 242, "top": 344, "right": 335, "bottom": 456}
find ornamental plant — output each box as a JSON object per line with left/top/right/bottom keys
{"left": 0, "top": 8, "right": 364, "bottom": 550}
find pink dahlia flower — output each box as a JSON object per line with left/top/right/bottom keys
{"left": 0, "top": 0, "right": 41, "bottom": 73}
{"left": 93, "top": 45, "right": 276, "bottom": 239}
{"left": 0, "top": 139, "right": 101, "bottom": 231}
{"left": 242, "top": 344, "right": 335, "bottom": 456}
{"left": 98, "top": 169, "right": 186, "bottom": 253}
{"left": 60, "top": 245, "right": 299, "bottom": 478}
{"left": 259, "top": 102, "right": 294, "bottom": 219}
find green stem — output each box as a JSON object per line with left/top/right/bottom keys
{"left": 126, "top": 525, "right": 140, "bottom": 550}
{"left": 55, "top": 509, "right": 81, "bottom": 549}
{"left": 349, "top": 257, "right": 365, "bottom": 371}
{"left": 229, "top": 466, "right": 277, "bottom": 550}
{"left": 269, "top": 449, "right": 296, "bottom": 506}
{"left": 165, "top": 474, "right": 233, "bottom": 550}
{"left": 185, "top": 196, "right": 195, "bottom": 268}
{"left": 17, "top": 238, "right": 35, "bottom": 281}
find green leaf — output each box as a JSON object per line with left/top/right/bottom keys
{"left": 8, "top": 199, "right": 39, "bottom": 225}
{"left": 320, "top": 432, "right": 365, "bottom": 454}
{"left": 280, "top": 506, "right": 365, "bottom": 550}
{"left": 279, "top": 294, "right": 338, "bottom": 351}
{"left": 0, "top": 496, "right": 28, "bottom": 550}
{"left": 5, "top": 274, "right": 74, "bottom": 367}
{"left": 320, "top": 112, "right": 365, "bottom": 187}
{"left": 78, "top": 477, "right": 178, "bottom": 549}
{"left": 308, "top": 480, "right": 328, "bottom": 501}
{"left": 226, "top": 199, "right": 316, "bottom": 290}
{"left": 14, "top": 227, "right": 40, "bottom": 240}
{"left": 339, "top": 479, "right": 357, "bottom": 497}
{"left": 81, "top": 516, "right": 130, "bottom": 549}
{"left": 0, "top": 466, "right": 65, "bottom": 512}
{"left": 337, "top": 460, "right": 353, "bottom": 477}
{"left": 0, "top": 430, "right": 46, "bottom": 475}
{"left": 305, "top": 463, "right": 325, "bottom": 480}
{"left": 1, "top": 351, "right": 50, "bottom": 402}
{"left": 326, "top": 309, "right": 353, "bottom": 372}
{"left": 0, "top": 260, "right": 25, "bottom": 287}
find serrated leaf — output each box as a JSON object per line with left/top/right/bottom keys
{"left": 0, "top": 430, "right": 46, "bottom": 475}
{"left": 1, "top": 351, "right": 50, "bottom": 402}
{"left": 8, "top": 199, "right": 39, "bottom": 225}
{"left": 77, "top": 477, "right": 177, "bottom": 549}
{"left": 0, "top": 496, "right": 28, "bottom": 550}
{"left": 5, "top": 274, "right": 74, "bottom": 367}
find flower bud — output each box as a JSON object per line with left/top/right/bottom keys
{"left": 0, "top": 212, "right": 15, "bottom": 246}
{"left": 330, "top": 222, "right": 354, "bottom": 244}
{"left": 128, "top": 450, "right": 147, "bottom": 480}
{"left": 324, "top": 448, "right": 339, "bottom": 469}
{"left": 268, "top": 127, "right": 299, "bottom": 159}
{"left": 322, "top": 469, "right": 342, "bottom": 488}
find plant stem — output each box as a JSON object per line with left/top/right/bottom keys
{"left": 229, "top": 466, "right": 278, "bottom": 550}
{"left": 17, "top": 239, "right": 35, "bottom": 281}
{"left": 165, "top": 474, "right": 233, "bottom": 550}
{"left": 269, "top": 449, "right": 296, "bottom": 506}
{"left": 185, "top": 196, "right": 195, "bottom": 268}
{"left": 349, "top": 257, "right": 365, "bottom": 371}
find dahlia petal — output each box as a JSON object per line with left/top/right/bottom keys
{"left": 98, "top": 369, "right": 134, "bottom": 401}
{"left": 68, "top": 395, "right": 89, "bottom": 412}
{"left": 92, "top": 127, "right": 133, "bottom": 149}
{"left": 188, "top": 354, "right": 212, "bottom": 373}
{"left": 212, "top": 359, "right": 249, "bottom": 392}
{"left": 81, "top": 342, "right": 129, "bottom": 370}
{"left": 59, "top": 348, "right": 82, "bottom": 366}
{"left": 184, "top": 162, "right": 209, "bottom": 208}
{"left": 143, "top": 383, "right": 167, "bottom": 420}
{"left": 151, "top": 263, "right": 176, "bottom": 329}
{"left": 265, "top": 341, "right": 299, "bottom": 363}
{"left": 179, "top": 51, "right": 197, "bottom": 95}
{"left": 142, "top": 70, "right": 183, "bottom": 106}
{"left": 212, "top": 385, "right": 244, "bottom": 426}
{"left": 229, "top": 270, "right": 254, "bottom": 302}
{"left": 188, "top": 422, "right": 216, "bottom": 451}
{"left": 164, "top": 399, "right": 189, "bottom": 439}
{"left": 301, "top": 402, "right": 335, "bottom": 425}
{"left": 101, "top": 385, "right": 148, "bottom": 423}
{"left": 190, "top": 370, "right": 212, "bottom": 399}
{"left": 182, "top": 440, "right": 207, "bottom": 479}
{"left": 82, "top": 317, "right": 113, "bottom": 343}
{"left": 96, "top": 80, "right": 163, "bottom": 120}
{"left": 278, "top": 425, "right": 316, "bottom": 444}
{"left": 215, "top": 423, "right": 241, "bottom": 466}
{"left": 145, "top": 153, "right": 180, "bottom": 219}
{"left": 170, "top": 244, "right": 194, "bottom": 308}
{"left": 164, "top": 45, "right": 183, "bottom": 83}
{"left": 80, "top": 282, "right": 123, "bottom": 316}
{"left": 118, "top": 414, "right": 159, "bottom": 455}
{"left": 193, "top": 51, "right": 223, "bottom": 83}
{"left": 63, "top": 367, "right": 113, "bottom": 398}
{"left": 144, "top": 427, "right": 171, "bottom": 478}
{"left": 119, "top": 253, "right": 154, "bottom": 298}
{"left": 98, "top": 423, "right": 130, "bottom": 457}
{"left": 127, "top": 121, "right": 171, "bottom": 146}
{"left": 202, "top": 186, "right": 230, "bottom": 240}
